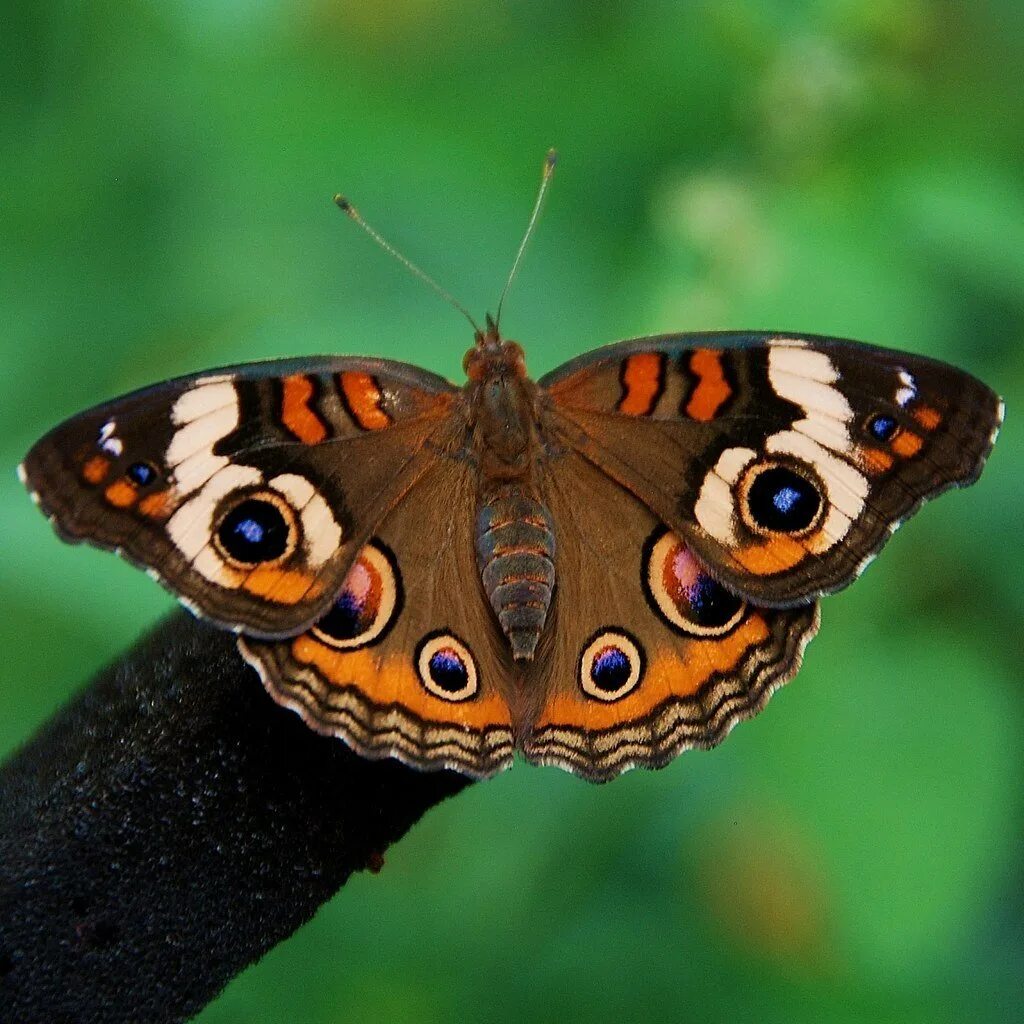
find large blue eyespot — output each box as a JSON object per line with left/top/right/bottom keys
{"left": 313, "top": 542, "right": 401, "bottom": 650}
{"left": 746, "top": 466, "right": 821, "bottom": 534}
{"left": 580, "top": 630, "right": 644, "bottom": 702}
{"left": 686, "top": 575, "right": 743, "bottom": 628}
{"left": 217, "top": 497, "right": 292, "bottom": 564}
{"left": 644, "top": 530, "right": 746, "bottom": 637}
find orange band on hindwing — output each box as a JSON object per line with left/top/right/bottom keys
{"left": 617, "top": 353, "right": 665, "bottom": 416}
{"left": 290, "top": 636, "right": 512, "bottom": 728}
{"left": 339, "top": 372, "right": 391, "bottom": 431}
{"left": 281, "top": 374, "right": 329, "bottom": 444}
{"left": 535, "top": 614, "right": 771, "bottom": 730}
{"left": 685, "top": 349, "right": 732, "bottom": 421}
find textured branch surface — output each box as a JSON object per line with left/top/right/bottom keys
{"left": 0, "top": 612, "right": 471, "bottom": 1024}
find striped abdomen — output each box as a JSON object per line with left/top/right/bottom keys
{"left": 476, "top": 488, "right": 556, "bottom": 661}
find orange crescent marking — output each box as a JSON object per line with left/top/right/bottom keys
{"left": 535, "top": 614, "right": 770, "bottom": 729}
{"left": 242, "top": 567, "right": 324, "bottom": 604}
{"left": 732, "top": 534, "right": 808, "bottom": 574}
{"left": 291, "top": 636, "right": 513, "bottom": 727}
{"left": 340, "top": 372, "right": 391, "bottom": 431}
{"left": 104, "top": 480, "right": 138, "bottom": 508}
{"left": 281, "top": 374, "right": 328, "bottom": 444}
{"left": 891, "top": 430, "right": 924, "bottom": 458}
{"left": 686, "top": 349, "right": 732, "bottom": 421}
{"left": 617, "top": 353, "right": 664, "bottom": 416}
{"left": 82, "top": 456, "right": 111, "bottom": 485}
{"left": 913, "top": 405, "right": 942, "bottom": 431}
{"left": 138, "top": 490, "right": 175, "bottom": 520}
{"left": 859, "top": 447, "right": 894, "bottom": 475}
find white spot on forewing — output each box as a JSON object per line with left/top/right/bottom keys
{"left": 18, "top": 462, "right": 43, "bottom": 508}
{"left": 771, "top": 370, "right": 853, "bottom": 421}
{"left": 992, "top": 400, "right": 1005, "bottom": 444}
{"left": 792, "top": 415, "right": 855, "bottom": 456}
{"left": 694, "top": 474, "right": 737, "bottom": 545}
{"left": 896, "top": 369, "right": 918, "bottom": 408}
{"left": 268, "top": 472, "right": 343, "bottom": 567}
{"left": 172, "top": 448, "right": 230, "bottom": 496}
{"left": 98, "top": 419, "right": 124, "bottom": 457}
{"left": 769, "top": 347, "right": 855, "bottom": 460}
{"left": 808, "top": 503, "right": 853, "bottom": 552}
{"left": 171, "top": 381, "right": 237, "bottom": 426}
{"left": 715, "top": 446, "right": 758, "bottom": 484}
{"left": 166, "top": 405, "right": 239, "bottom": 466}
{"left": 769, "top": 341, "right": 838, "bottom": 383}
{"left": 694, "top": 446, "right": 757, "bottom": 545}
{"left": 167, "top": 463, "right": 261, "bottom": 564}
{"left": 298, "top": 492, "right": 343, "bottom": 567}
{"left": 191, "top": 547, "right": 246, "bottom": 588}
{"left": 766, "top": 430, "right": 867, "bottom": 519}
{"left": 268, "top": 473, "right": 316, "bottom": 509}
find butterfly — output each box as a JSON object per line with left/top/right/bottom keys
{"left": 20, "top": 316, "right": 1002, "bottom": 782}
{"left": 18, "top": 152, "right": 1004, "bottom": 782}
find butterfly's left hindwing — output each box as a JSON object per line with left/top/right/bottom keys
{"left": 542, "top": 333, "right": 1003, "bottom": 606}
{"left": 21, "top": 357, "right": 459, "bottom": 636}
{"left": 240, "top": 458, "right": 518, "bottom": 778}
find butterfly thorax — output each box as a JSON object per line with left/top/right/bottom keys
{"left": 464, "top": 333, "right": 556, "bottom": 662}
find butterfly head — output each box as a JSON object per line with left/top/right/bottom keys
{"left": 463, "top": 314, "right": 527, "bottom": 383}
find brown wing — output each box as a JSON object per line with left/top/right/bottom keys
{"left": 519, "top": 453, "right": 819, "bottom": 782}
{"left": 240, "top": 457, "right": 517, "bottom": 778}
{"left": 21, "top": 357, "right": 461, "bottom": 636}
{"left": 541, "top": 332, "right": 1002, "bottom": 606}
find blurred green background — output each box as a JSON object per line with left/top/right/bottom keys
{"left": 3, "top": 2, "right": 1022, "bottom": 1022}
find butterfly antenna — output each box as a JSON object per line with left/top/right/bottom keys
{"left": 333, "top": 194, "right": 482, "bottom": 336}
{"left": 495, "top": 148, "right": 557, "bottom": 331}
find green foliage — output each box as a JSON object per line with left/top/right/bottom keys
{"left": 2, "top": 2, "right": 1021, "bottom": 1021}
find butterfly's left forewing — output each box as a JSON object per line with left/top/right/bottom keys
{"left": 21, "top": 357, "right": 459, "bottom": 636}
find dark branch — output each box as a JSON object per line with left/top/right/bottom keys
{"left": 0, "top": 612, "right": 472, "bottom": 1024}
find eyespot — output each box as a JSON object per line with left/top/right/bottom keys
{"left": 214, "top": 492, "right": 297, "bottom": 567}
{"left": 579, "top": 630, "right": 644, "bottom": 702}
{"left": 126, "top": 461, "right": 159, "bottom": 487}
{"left": 867, "top": 414, "right": 897, "bottom": 442}
{"left": 643, "top": 529, "right": 746, "bottom": 636}
{"left": 741, "top": 463, "right": 823, "bottom": 536}
{"left": 312, "top": 542, "right": 401, "bottom": 649}
{"left": 416, "top": 632, "right": 478, "bottom": 702}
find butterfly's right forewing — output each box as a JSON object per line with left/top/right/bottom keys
{"left": 541, "top": 333, "right": 1002, "bottom": 606}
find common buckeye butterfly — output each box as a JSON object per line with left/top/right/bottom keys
{"left": 20, "top": 164, "right": 1003, "bottom": 783}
